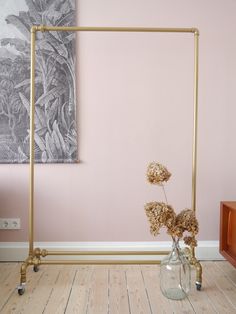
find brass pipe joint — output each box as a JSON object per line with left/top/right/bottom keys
{"left": 34, "top": 247, "right": 41, "bottom": 258}
{"left": 193, "top": 28, "right": 200, "bottom": 36}
{"left": 33, "top": 247, "right": 48, "bottom": 257}
{"left": 20, "top": 257, "right": 33, "bottom": 284}
{"left": 41, "top": 249, "right": 48, "bottom": 257}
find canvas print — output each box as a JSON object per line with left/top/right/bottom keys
{"left": 0, "top": 0, "right": 77, "bottom": 163}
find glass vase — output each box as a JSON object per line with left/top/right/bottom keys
{"left": 160, "top": 238, "right": 191, "bottom": 300}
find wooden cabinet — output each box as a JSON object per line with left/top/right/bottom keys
{"left": 220, "top": 202, "right": 236, "bottom": 267}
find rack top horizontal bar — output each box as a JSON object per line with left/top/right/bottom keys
{"left": 31, "top": 25, "right": 199, "bottom": 35}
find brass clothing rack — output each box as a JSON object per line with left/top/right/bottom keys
{"left": 17, "top": 25, "right": 202, "bottom": 295}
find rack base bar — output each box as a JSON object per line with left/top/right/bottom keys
{"left": 39, "top": 259, "right": 161, "bottom": 265}
{"left": 39, "top": 249, "right": 169, "bottom": 256}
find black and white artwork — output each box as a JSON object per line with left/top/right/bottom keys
{"left": 0, "top": 0, "right": 77, "bottom": 163}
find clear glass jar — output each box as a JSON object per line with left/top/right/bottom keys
{"left": 160, "top": 238, "right": 191, "bottom": 300}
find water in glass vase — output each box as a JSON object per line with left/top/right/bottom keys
{"left": 160, "top": 239, "right": 191, "bottom": 300}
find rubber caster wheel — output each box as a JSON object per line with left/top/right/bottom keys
{"left": 196, "top": 283, "right": 202, "bottom": 291}
{"left": 33, "top": 265, "right": 39, "bottom": 272}
{"left": 17, "top": 285, "right": 25, "bottom": 295}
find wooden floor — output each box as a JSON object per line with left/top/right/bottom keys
{"left": 0, "top": 261, "right": 236, "bottom": 313}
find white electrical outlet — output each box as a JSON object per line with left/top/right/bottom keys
{"left": 0, "top": 218, "right": 21, "bottom": 230}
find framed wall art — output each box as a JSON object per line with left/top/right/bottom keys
{"left": 0, "top": 0, "right": 77, "bottom": 163}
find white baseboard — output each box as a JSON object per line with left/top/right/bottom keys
{"left": 0, "top": 241, "right": 224, "bottom": 262}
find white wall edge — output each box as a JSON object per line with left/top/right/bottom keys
{"left": 0, "top": 241, "right": 224, "bottom": 262}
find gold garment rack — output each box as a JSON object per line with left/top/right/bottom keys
{"left": 17, "top": 25, "right": 202, "bottom": 295}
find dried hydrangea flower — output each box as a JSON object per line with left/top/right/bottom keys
{"left": 147, "top": 162, "right": 171, "bottom": 185}
{"left": 145, "top": 201, "right": 176, "bottom": 236}
{"left": 184, "top": 236, "right": 198, "bottom": 247}
{"left": 175, "top": 209, "right": 199, "bottom": 236}
{"left": 168, "top": 226, "right": 184, "bottom": 238}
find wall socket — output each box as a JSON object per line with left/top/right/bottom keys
{"left": 0, "top": 218, "right": 21, "bottom": 230}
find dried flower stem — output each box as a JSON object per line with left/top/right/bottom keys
{"left": 161, "top": 184, "right": 168, "bottom": 204}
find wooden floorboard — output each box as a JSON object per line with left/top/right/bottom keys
{"left": 86, "top": 266, "right": 109, "bottom": 314}
{"left": 108, "top": 266, "right": 130, "bottom": 314}
{"left": 65, "top": 266, "right": 93, "bottom": 313}
{"left": 0, "top": 263, "right": 18, "bottom": 285}
{"left": 19, "top": 265, "right": 61, "bottom": 313}
{"left": 200, "top": 262, "right": 236, "bottom": 313}
{"left": 43, "top": 265, "right": 77, "bottom": 314}
{"left": 0, "top": 261, "right": 236, "bottom": 313}
{"left": 187, "top": 267, "right": 216, "bottom": 314}
{"left": 215, "top": 261, "right": 236, "bottom": 286}
{"left": 125, "top": 265, "right": 151, "bottom": 314}
{"left": 141, "top": 264, "right": 174, "bottom": 313}
{"left": 0, "top": 263, "right": 22, "bottom": 312}
{"left": 204, "top": 262, "right": 236, "bottom": 310}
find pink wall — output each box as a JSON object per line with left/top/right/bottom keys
{"left": 1, "top": 0, "right": 236, "bottom": 242}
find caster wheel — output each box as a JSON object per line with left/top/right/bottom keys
{"left": 33, "top": 265, "right": 39, "bottom": 272}
{"left": 196, "top": 282, "right": 201, "bottom": 291}
{"left": 17, "top": 285, "right": 25, "bottom": 295}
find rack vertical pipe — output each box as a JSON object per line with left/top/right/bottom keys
{"left": 29, "top": 27, "right": 36, "bottom": 256}
{"left": 192, "top": 31, "right": 199, "bottom": 213}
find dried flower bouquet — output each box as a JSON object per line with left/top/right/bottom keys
{"left": 145, "top": 162, "right": 199, "bottom": 248}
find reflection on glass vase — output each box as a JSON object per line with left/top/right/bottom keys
{"left": 160, "top": 238, "right": 191, "bottom": 300}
